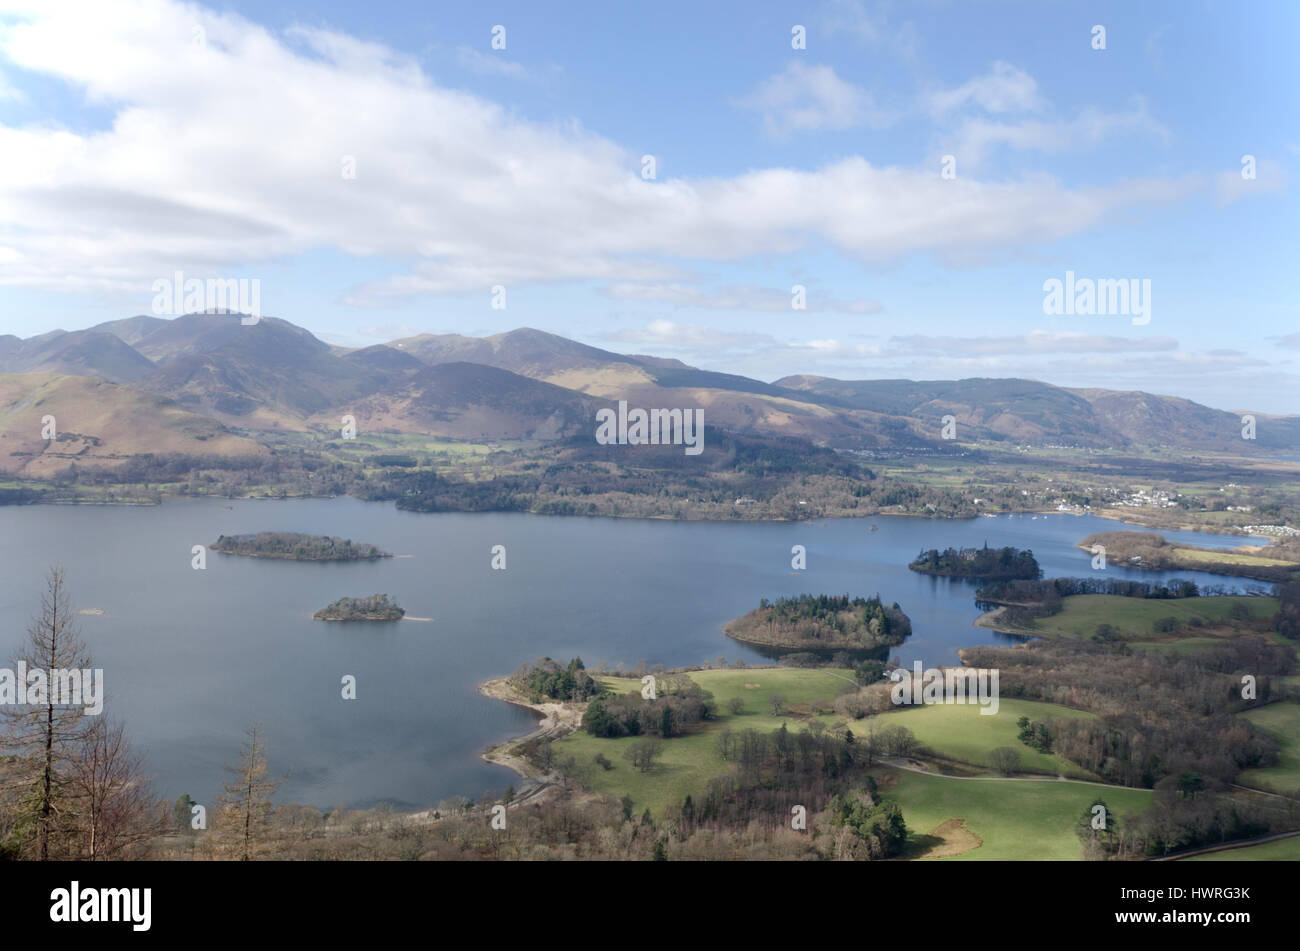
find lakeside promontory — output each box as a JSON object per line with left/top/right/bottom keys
{"left": 212, "top": 532, "right": 391, "bottom": 561}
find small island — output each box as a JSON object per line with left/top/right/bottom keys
{"left": 313, "top": 594, "right": 405, "bottom": 621}
{"left": 212, "top": 532, "right": 391, "bottom": 561}
{"left": 724, "top": 593, "right": 911, "bottom": 651}
{"left": 909, "top": 544, "right": 1041, "bottom": 581}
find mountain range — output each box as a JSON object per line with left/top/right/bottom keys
{"left": 1, "top": 313, "right": 1296, "bottom": 476}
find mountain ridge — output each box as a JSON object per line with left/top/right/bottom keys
{"left": 1, "top": 316, "right": 1296, "bottom": 453}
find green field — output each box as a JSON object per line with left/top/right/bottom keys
{"left": 1174, "top": 546, "right": 1296, "bottom": 568}
{"left": 841, "top": 699, "right": 1098, "bottom": 779}
{"left": 559, "top": 668, "right": 1112, "bottom": 822}
{"left": 567, "top": 668, "right": 853, "bottom": 815}
{"left": 1235, "top": 702, "right": 1300, "bottom": 795}
{"left": 1181, "top": 835, "right": 1300, "bottom": 861}
{"left": 1024, "top": 594, "right": 1278, "bottom": 642}
{"left": 886, "top": 768, "right": 1154, "bottom": 860}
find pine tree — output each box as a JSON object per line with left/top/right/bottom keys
{"left": 215, "top": 722, "right": 281, "bottom": 861}
{"left": 2, "top": 566, "right": 95, "bottom": 860}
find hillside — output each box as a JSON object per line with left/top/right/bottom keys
{"left": 0, "top": 373, "right": 267, "bottom": 478}
{"left": 0, "top": 329, "right": 156, "bottom": 383}
{"left": 313, "top": 361, "right": 610, "bottom": 440}
{"left": 1, "top": 316, "right": 1297, "bottom": 454}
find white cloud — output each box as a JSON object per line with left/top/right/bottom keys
{"left": 453, "top": 46, "right": 527, "bottom": 78}
{"left": 737, "top": 61, "right": 887, "bottom": 137}
{"left": 600, "top": 281, "right": 881, "bottom": 314}
{"left": 1213, "top": 158, "right": 1287, "bottom": 205}
{"left": 0, "top": 0, "right": 1197, "bottom": 309}
{"left": 891, "top": 331, "right": 1179, "bottom": 356}
{"left": 929, "top": 61, "right": 1041, "bottom": 116}
{"left": 822, "top": 0, "right": 880, "bottom": 44}
{"left": 949, "top": 99, "right": 1170, "bottom": 165}
{"left": 606, "top": 320, "right": 774, "bottom": 352}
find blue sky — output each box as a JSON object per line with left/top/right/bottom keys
{"left": 1, "top": 0, "right": 1298, "bottom": 410}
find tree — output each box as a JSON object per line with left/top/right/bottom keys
{"left": 990, "top": 747, "right": 1021, "bottom": 776}
{"left": 67, "top": 716, "right": 165, "bottom": 860}
{"left": 767, "top": 693, "right": 787, "bottom": 716}
{"left": 727, "top": 697, "right": 745, "bottom": 716}
{"left": 173, "top": 794, "right": 196, "bottom": 834}
{"left": 623, "top": 738, "right": 663, "bottom": 773}
{"left": 215, "top": 722, "right": 281, "bottom": 860}
{"left": 2, "top": 566, "right": 96, "bottom": 860}
{"left": 659, "top": 706, "right": 674, "bottom": 738}
{"left": 877, "top": 724, "right": 917, "bottom": 758}
{"left": 1078, "top": 798, "right": 1120, "bottom": 860}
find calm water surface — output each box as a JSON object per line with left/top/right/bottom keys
{"left": 0, "top": 498, "right": 1268, "bottom": 809}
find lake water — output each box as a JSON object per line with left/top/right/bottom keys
{"left": 0, "top": 498, "right": 1269, "bottom": 810}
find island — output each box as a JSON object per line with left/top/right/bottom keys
{"left": 313, "top": 594, "right": 405, "bottom": 621}
{"left": 211, "top": 532, "right": 391, "bottom": 561}
{"left": 909, "top": 544, "right": 1041, "bottom": 581}
{"left": 724, "top": 593, "right": 911, "bottom": 652}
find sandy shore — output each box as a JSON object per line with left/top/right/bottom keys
{"left": 478, "top": 678, "right": 584, "bottom": 792}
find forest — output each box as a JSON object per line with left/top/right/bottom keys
{"left": 909, "top": 544, "right": 1041, "bottom": 580}
{"left": 509, "top": 657, "right": 604, "bottom": 703}
{"left": 725, "top": 594, "right": 912, "bottom": 651}
{"left": 212, "top": 532, "right": 390, "bottom": 561}
{"left": 312, "top": 594, "right": 405, "bottom": 621}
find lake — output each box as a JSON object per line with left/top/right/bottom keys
{"left": 0, "top": 498, "right": 1269, "bottom": 810}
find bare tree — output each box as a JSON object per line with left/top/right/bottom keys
{"left": 990, "top": 747, "right": 1022, "bottom": 776}
{"left": 2, "top": 566, "right": 95, "bottom": 860}
{"left": 623, "top": 738, "right": 663, "bottom": 773}
{"left": 216, "top": 722, "right": 282, "bottom": 860}
{"left": 68, "top": 716, "right": 166, "bottom": 859}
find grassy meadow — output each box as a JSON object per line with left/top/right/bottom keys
{"left": 550, "top": 666, "right": 1157, "bottom": 858}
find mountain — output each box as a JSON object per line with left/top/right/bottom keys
{"left": 385, "top": 327, "right": 657, "bottom": 378}
{"left": 1070, "top": 388, "right": 1300, "bottom": 451}
{"left": 2, "top": 316, "right": 1297, "bottom": 453}
{"left": 0, "top": 373, "right": 266, "bottom": 478}
{"left": 384, "top": 328, "right": 921, "bottom": 447}
{"left": 319, "top": 361, "right": 609, "bottom": 440}
{"left": 0, "top": 329, "right": 156, "bottom": 383}
{"left": 87, "top": 315, "right": 171, "bottom": 347}
{"left": 776, "top": 376, "right": 1107, "bottom": 446}
{"left": 132, "top": 316, "right": 392, "bottom": 423}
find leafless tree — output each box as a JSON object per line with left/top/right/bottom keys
{"left": 216, "top": 722, "right": 282, "bottom": 860}
{"left": 2, "top": 566, "right": 95, "bottom": 859}
{"left": 68, "top": 716, "right": 167, "bottom": 859}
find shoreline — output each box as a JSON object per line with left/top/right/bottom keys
{"left": 477, "top": 677, "right": 584, "bottom": 792}
{"left": 0, "top": 490, "right": 1286, "bottom": 540}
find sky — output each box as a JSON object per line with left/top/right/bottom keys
{"left": 0, "top": 0, "right": 1298, "bottom": 411}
